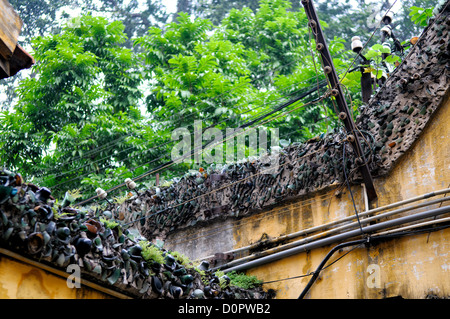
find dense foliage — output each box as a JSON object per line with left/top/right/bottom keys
{"left": 0, "top": 0, "right": 435, "bottom": 203}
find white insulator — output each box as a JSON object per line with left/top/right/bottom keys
{"left": 381, "top": 25, "right": 392, "bottom": 37}
{"left": 125, "top": 178, "right": 136, "bottom": 190}
{"left": 382, "top": 11, "right": 393, "bottom": 24}
{"left": 96, "top": 188, "right": 107, "bottom": 200}
{"left": 351, "top": 36, "right": 363, "bottom": 53}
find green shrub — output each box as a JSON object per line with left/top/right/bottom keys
{"left": 100, "top": 218, "right": 119, "bottom": 229}
{"left": 171, "top": 251, "right": 195, "bottom": 268}
{"left": 139, "top": 240, "right": 165, "bottom": 264}
{"left": 228, "top": 271, "right": 262, "bottom": 289}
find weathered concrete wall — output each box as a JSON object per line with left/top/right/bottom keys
{"left": 161, "top": 5, "right": 450, "bottom": 299}
{"left": 244, "top": 229, "right": 450, "bottom": 299}
{"left": 165, "top": 93, "right": 450, "bottom": 299}
{"left": 0, "top": 252, "right": 112, "bottom": 299}
{"left": 125, "top": 6, "right": 449, "bottom": 244}
{"left": 166, "top": 219, "right": 237, "bottom": 262}
{"left": 5, "top": 2, "right": 437, "bottom": 299}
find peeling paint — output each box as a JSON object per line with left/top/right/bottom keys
{"left": 0, "top": 254, "right": 111, "bottom": 299}
{"left": 145, "top": 7, "right": 450, "bottom": 299}
{"left": 243, "top": 94, "right": 450, "bottom": 298}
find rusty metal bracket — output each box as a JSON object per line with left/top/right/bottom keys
{"left": 301, "top": 0, "right": 377, "bottom": 201}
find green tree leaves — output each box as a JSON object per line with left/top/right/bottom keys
{"left": 2, "top": 1, "right": 354, "bottom": 201}
{"left": 2, "top": 0, "right": 431, "bottom": 203}
{"left": 409, "top": 6, "right": 434, "bottom": 27}
{"left": 0, "top": 15, "right": 145, "bottom": 199}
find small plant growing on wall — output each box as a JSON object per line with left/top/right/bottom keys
{"left": 227, "top": 271, "right": 263, "bottom": 289}
{"left": 139, "top": 240, "right": 165, "bottom": 264}
{"left": 170, "top": 251, "right": 195, "bottom": 269}
{"left": 100, "top": 218, "right": 119, "bottom": 229}
{"left": 214, "top": 270, "right": 230, "bottom": 290}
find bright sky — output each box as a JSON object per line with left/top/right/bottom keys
{"left": 161, "top": 0, "right": 405, "bottom": 15}
{"left": 59, "top": 0, "right": 406, "bottom": 29}
{"left": 164, "top": 0, "right": 177, "bottom": 14}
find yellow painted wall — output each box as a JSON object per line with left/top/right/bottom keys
{"left": 235, "top": 95, "right": 450, "bottom": 299}
{"left": 0, "top": 253, "right": 113, "bottom": 299}
{"left": 1, "top": 97, "right": 447, "bottom": 300}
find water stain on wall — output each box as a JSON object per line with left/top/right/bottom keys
{"left": 16, "top": 269, "right": 52, "bottom": 299}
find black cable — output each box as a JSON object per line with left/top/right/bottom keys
{"left": 114, "top": 93, "right": 327, "bottom": 224}
{"left": 34, "top": 68, "right": 326, "bottom": 182}
{"left": 74, "top": 83, "right": 326, "bottom": 207}
{"left": 42, "top": 61, "right": 335, "bottom": 187}
{"left": 297, "top": 223, "right": 450, "bottom": 299}
{"left": 261, "top": 273, "right": 311, "bottom": 285}
{"left": 342, "top": 141, "right": 364, "bottom": 234}
{"left": 240, "top": 81, "right": 327, "bottom": 130}
{"left": 51, "top": 79, "right": 327, "bottom": 190}
{"left": 36, "top": 58, "right": 317, "bottom": 178}
{"left": 260, "top": 241, "right": 363, "bottom": 285}
{"left": 298, "top": 238, "right": 368, "bottom": 299}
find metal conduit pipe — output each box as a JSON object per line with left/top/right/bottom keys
{"left": 376, "top": 216, "right": 450, "bottom": 236}
{"left": 298, "top": 220, "right": 450, "bottom": 299}
{"left": 280, "top": 196, "right": 450, "bottom": 248}
{"left": 221, "top": 205, "right": 450, "bottom": 273}
{"left": 200, "top": 188, "right": 450, "bottom": 262}
{"left": 213, "top": 196, "right": 450, "bottom": 270}
{"left": 362, "top": 183, "right": 370, "bottom": 212}
{"left": 272, "top": 188, "right": 450, "bottom": 243}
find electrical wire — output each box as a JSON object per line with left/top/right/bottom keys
{"left": 297, "top": 224, "right": 450, "bottom": 298}
{"left": 108, "top": 95, "right": 328, "bottom": 225}
{"left": 41, "top": 54, "right": 352, "bottom": 188}
{"left": 84, "top": 98, "right": 334, "bottom": 197}
{"left": 342, "top": 141, "right": 364, "bottom": 234}
{"left": 38, "top": 30, "right": 354, "bottom": 186}
{"left": 37, "top": 66, "right": 330, "bottom": 180}
{"left": 59, "top": 33, "right": 356, "bottom": 198}
{"left": 46, "top": 81, "right": 315, "bottom": 187}
{"left": 49, "top": 87, "right": 325, "bottom": 193}
{"left": 73, "top": 85, "right": 329, "bottom": 206}
{"left": 260, "top": 241, "right": 364, "bottom": 285}
{"left": 120, "top": 146, "right": 324, "bottom": 227}
{"left": 45, "top": 77, "right": 328, "bottom": 187}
